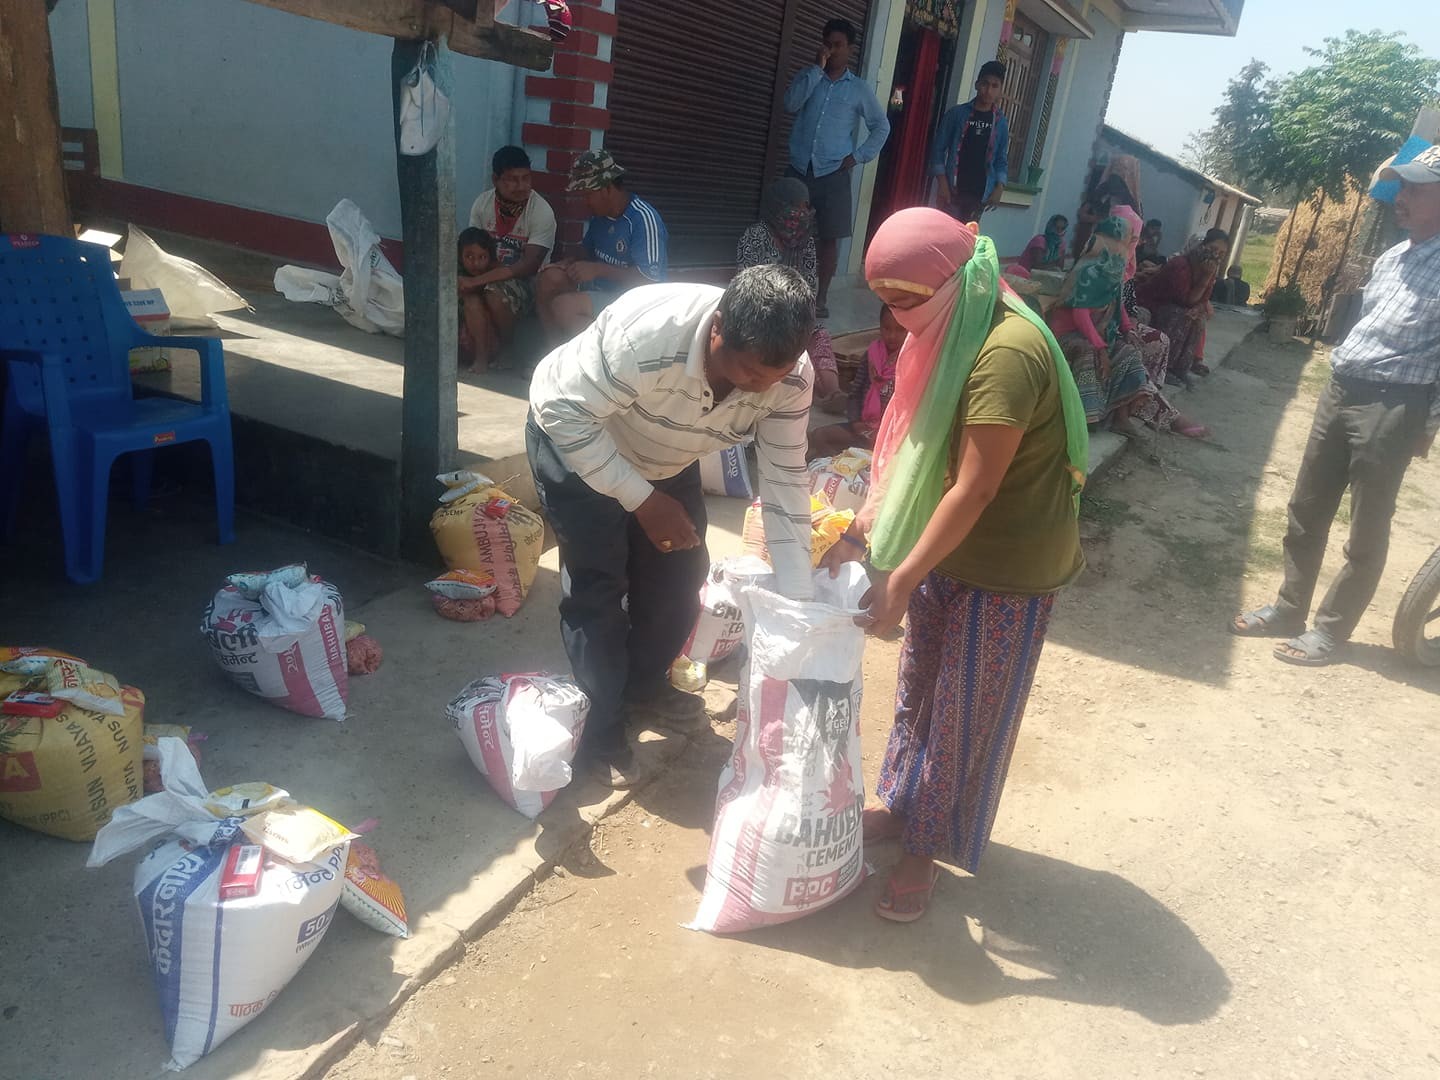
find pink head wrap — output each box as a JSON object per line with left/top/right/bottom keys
{"left": 862, "top": 209, "right": 1022, "bottom": 519}
{"left": 1112, "top": 204, "right": 1143, "bottom": 282}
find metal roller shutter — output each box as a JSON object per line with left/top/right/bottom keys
{"left": 767, "top": 0, "right": 875, "bottom": 185}
{"left": 608, "top": 0, "right": 788, "bottom": 268}
{"left": 608, "top": 0, "right": 875, "bottom": 269}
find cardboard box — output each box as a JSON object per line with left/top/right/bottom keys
{"left": 121, "top": 288, "right": 171, "bottom": 373}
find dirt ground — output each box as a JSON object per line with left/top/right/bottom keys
{"left": 325, "top": 333, "right": 1440, "bottom": 1080}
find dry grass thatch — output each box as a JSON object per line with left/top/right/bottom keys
{"left": 1262, "top": 182, "right": 1380, "bottom": 311}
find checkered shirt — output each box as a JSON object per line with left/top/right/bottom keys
{"left": 1331, "top": 232, "right": 1440, "bottom": 430}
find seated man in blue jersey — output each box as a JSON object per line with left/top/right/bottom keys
{"left": 535, "top": 149, "right": 669, "bottom": 341}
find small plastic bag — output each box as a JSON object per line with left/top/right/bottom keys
{"left": 342, "top": 840, "right": 410, "bottom": 938}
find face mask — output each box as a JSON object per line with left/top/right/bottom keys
{"left": 774, "top": 206, "right": 815, "bottom": 249}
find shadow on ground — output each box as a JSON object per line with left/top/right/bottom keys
{"left": 627, "top": 751, "right": 1229, "bottom": 1029}
{"left": 1049, "top": 331, "right": 1317, "bottom": 685}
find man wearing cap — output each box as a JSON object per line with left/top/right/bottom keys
{"left": 528, "top": 265, "right": 817, "bottom": 787}
{"left": 534, "top": 149, "right": 669, "bottom": 341}
{"left": 1233, "top": 146, "right": 1440, "bottom": 666}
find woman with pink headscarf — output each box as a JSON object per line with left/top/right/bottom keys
{"left": 1113, "top": 205, "right": 1209, "bottom": 438}
{"left": 825, "top": 208, "right": 1089, "bottom": 922}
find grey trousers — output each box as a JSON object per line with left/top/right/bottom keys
{"left": 1275, "top": 375, "right": 1430, "bottom": 641}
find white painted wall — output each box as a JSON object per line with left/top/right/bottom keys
{"left": 980, "top": 5, "right": 1125, "bottom": 257}
{"left": 48, "top": 0, "right": 94, "bottom": 128}
{"left": 48, "top": 0, "right": 520, "bottom": 238}
{"left": 1095, "top": 131, "right": 1252, "bottom": 257}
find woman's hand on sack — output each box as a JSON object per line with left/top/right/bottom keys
{"left": 856, "top": 569, "right": 913, "bottom": 636}
{"left": 635, "top": 490, "right": 701, "bottom": 553}
{"left": 821, "top": 518, "right": 869, "bottom": 577}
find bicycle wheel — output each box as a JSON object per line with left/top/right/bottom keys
{"left": 1392, "top": 544, "right": 1440, "bottom": 666}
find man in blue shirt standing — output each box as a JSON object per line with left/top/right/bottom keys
{"left": 930, "top": 60, "right": 1010, "bottom": 224}
{"left": 784, "top": 17, "right": 890, "bottom": 317}
{"left": 535, "top": 149, "right": 669, "bottom": 342}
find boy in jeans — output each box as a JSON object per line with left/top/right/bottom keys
{"left": 930, "top": 60, "right": 1010, "bottom": 224}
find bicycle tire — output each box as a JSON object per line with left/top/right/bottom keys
{"left": 1392, "top": 543, "right": 1440, "bottom": 666}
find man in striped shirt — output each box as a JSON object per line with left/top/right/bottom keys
{"left": 528, "top": 265, "right": 817, "bottom": 786}
{"left": 534, "top": 149, "right": 669, "bottom": 344}
{"left": 1233, "top": 146, "right": 1440, "bottom": 665}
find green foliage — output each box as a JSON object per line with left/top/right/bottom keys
{"left": 1270, "top": 30, "right": 1440, "bottom": 203}
{"left": 1261, "top": 282, "right": 1307, "bottom": 317}
{"left": 1184, "top": 31, "right": 1440, "bottom": 204}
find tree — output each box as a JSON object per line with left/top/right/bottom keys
{"left": 1179, "top": 129, "right": 1227, "bottom": 179}
{"left": 1191, "top": 32, "right": 1440, "bottom": 290}
{"left": 1201, "top": 60, "right": 1282, "bottom": 194}
{"left": 1272, "top": 31, "right": 1440, "bottom": 205}
{"left": 1271, "top": 30, "right": 1439, "bottom": 283}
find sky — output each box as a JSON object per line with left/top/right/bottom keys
{"left": 1105, "top": 0, "right": 1440, "bottom": 159}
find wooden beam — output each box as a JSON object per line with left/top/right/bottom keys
{"left": 0, "top": 2, "right": 71, "bottom": 234}
{"left": 240, "top": 0, "right": 553, "bottom": 69}
{"left": 392, "top": 38, "right": 460, "bottom": 560}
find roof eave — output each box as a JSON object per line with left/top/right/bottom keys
{"left": 1102, "top": 123, "right": 1261, "bottom": 205}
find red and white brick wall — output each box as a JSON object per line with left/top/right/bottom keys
{"left": 522, "top": 0, "right": 617, "bottom": 253}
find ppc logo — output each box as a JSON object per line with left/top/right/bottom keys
{"left": 783, "top": 870, "right": 839, "bottom": 906}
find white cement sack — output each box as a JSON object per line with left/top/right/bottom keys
{"left": 447, "top": 674, "right": 589, "bottom": 819}
{"left": 699, "top": 445, "right": 755, "bottom": 499}
{"left": 689, "top": 564, "right": 871, "bottom": 933}
{"left": 202, "top": 565, "right": 349, "bottom": 721}
{"left": 678, "top": 558, "right": 769, "bottom": 666}
{"left": 88, "top": 739, "right": 348, "bottom": 1071}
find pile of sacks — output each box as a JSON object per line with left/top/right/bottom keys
{"left": 88, "top": 738, "right": 410, "bottom": 1070}
{"left": 741, "top": 495, "right": 855, "bottom": 569}
{"left": 808, "top": 447, "right": 872, "bottom": 515}
{"left": 429, "top": 472, "right": 545, "bottom": 619}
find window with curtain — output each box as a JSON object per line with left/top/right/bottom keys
{"left": 997, "top": 11, "right": 1050, "bottom": 177}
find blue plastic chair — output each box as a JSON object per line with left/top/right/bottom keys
{"left": 0, "top": 233, "right": 235, "bottom": 583}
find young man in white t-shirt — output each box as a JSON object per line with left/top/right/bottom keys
{"left": 463, "top": 145, "right": 558, "bottom": 370}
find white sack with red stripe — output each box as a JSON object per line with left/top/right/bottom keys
{"left": 202, "top": 565, "right": 349, "bottom": 721}
{"left": 689, "top": 563, "right": 871, "bottom": 934}
{"left": 447, "top": 674, "right": 589, "bottom": 819}
{"left": 678, "top": 559, "right": 764, "bottom": 667}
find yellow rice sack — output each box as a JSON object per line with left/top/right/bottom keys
{"left": 0, "top": 647, "right": 145, "bottom": 841}
{"left": 429, "top": 472, "right": 545, "bottom": 617}
{"left": 740, "top": 496, "right": 855, "bottom": 568}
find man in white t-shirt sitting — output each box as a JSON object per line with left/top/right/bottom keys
{"left": 463, "top": 145, "right": 558, "bottom": 370}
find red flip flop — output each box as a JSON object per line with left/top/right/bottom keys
{"left": 875, "top": 865, "right": 941, "bottom": 923}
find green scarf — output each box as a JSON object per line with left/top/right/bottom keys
{"left": 870, "top": 236, "right": 1089, "bottom": 572}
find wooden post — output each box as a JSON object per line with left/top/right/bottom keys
{"left": 392, "top": 37, "right": 459, "bottom": 560}
{"left": 0, "top": 2, "right": 71, "bottom": 234}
